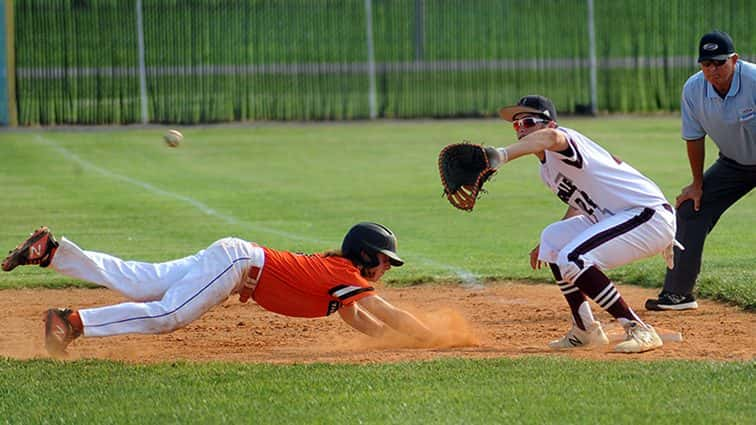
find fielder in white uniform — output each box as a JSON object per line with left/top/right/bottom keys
{"left": 496, "top": 95, "right": 675, "bottom": 353}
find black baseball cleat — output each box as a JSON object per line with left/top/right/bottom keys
{"left": 2, "top": 226, "right": 59, "bottom": 272}
{"left": 44, "top": 308, "right": 81, "bottom": 356}
{"left": 645, "top": 291, "right": 699, "bottom": 311}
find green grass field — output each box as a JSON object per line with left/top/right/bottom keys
{"left": 1, "top": 358, "right": 753, "bottom": 424}
{"left": 0, "top": 117, "right": 753, "bottom": 306}
{"left": 0, "top": 118, "right": 753, "bottom": 424}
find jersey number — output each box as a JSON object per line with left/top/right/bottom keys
{"left": 556, "top": 174, "right": 599, "bottom": 216}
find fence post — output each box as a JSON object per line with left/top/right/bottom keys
{"left": 136, "top": 0, "right": 149, "bottom": 124}
{"left": 364, "top": 0, "right": 377, "bottom": 119}
{"left": 587, "top": 0, "right": 597, "bottom": 115}
{"left": 0, "top": 0, "right": 17, "bottom": 126}
{"left": 414, "top": 0, "right": 424, "bottom": 61}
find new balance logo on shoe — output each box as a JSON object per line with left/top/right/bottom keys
{"left": 1, "top": 227, "right": 59, "bottom": 272}
{"left": 54, "top": 324, "right": 67, "bottom": 341}
{"left": 668, "top": 294, "right": 684, "bottom": 302}
{"left": 30, "top": 243, "right": 46, "bottom": 258}
{"left": 645, "top": 291, "right": 699, "bottom": 311}
{"left": 549, "top": 321, "right": 609, "bottom": 349}
{"left": 44, "top": 308, "right": 81, "bottom": 356}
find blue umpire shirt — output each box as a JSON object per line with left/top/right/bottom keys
{"left": 680, "top": 60, "right": 756, "bottom": 165}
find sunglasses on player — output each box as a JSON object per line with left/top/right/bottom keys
{"left": 513, "top": 117, "right": 549, "bottom": 131}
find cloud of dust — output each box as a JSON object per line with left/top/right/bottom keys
{"left": 350, "top": 307, "right": 480, "bottom": 350}
{"left": 1, "top": 335, "right": 45, "bottom": 360}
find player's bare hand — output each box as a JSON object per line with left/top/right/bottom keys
{"left": 529, "top": 244, "right": 542, "bottom": 270}
{"left": 675, "top": 182, "right": 703, "bottom": 211}
{"left": 238, "top": 287, "right": 254, "bottom": 303}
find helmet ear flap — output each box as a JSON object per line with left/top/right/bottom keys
{"left": 359, "top": 249, "right": 380, "bottom": 269}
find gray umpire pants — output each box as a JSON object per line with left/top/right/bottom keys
{"left": 663, "top": 155, "right": 756, "bottom": 295}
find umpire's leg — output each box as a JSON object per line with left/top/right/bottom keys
{"left": 663, "top": 157, "right": 756, "bottom": 296}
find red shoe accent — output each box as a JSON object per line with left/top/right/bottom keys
{"left": 68, "top": 310, "right": 84, "bottom": 335}
{"left": 2, "top": 227, "right": 59, "bottom": 271}
{"left": 44, "top": 308, "right": 80, "bottom": 356}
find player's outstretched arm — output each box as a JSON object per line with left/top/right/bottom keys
{"left": 338, "top": 302, "right": 387, "bottom": 338}
{"left": 498, "top": 128, "right": 569, "bottom": 163}
{"left": 354, "top": 295, "right": 435, "bottom": 342}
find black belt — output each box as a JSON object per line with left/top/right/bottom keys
{"left": 718, "top": 153, "right": 756, "bottom": 169}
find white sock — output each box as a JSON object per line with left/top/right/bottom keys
{"left": 577, "top": 301, "right": 596, "bottom": 327}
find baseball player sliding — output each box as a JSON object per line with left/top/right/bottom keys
{"left": 440, "top": 95, "right": 677, "bottom": 353}
{"left": 2, "top": 222, "right": 435, "bottom": 356}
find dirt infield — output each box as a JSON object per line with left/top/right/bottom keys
{"left": 1, "top": 282, "right": 753, "bottom": 363}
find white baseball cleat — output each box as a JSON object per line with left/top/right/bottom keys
{"left": 548, "top": 321, "right": 609, "bottom": 349}
{"left": 614, "top": 321, "right": 663, "bottom": 353}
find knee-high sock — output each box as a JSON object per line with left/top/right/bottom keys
{"left": 550, "top": 263, "right": 593, "bottom": 330}
{"left": 573, "top": 266, "right": 644, "bottom": 326}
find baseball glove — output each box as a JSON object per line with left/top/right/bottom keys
{"left": 438, "top": 142, "right": 501, "bottom": 211}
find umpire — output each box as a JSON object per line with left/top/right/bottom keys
{"left": 646, "top": 31, "right": 756, "bottom": 311}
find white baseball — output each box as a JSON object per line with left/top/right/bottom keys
{"left": 164, "top": 129, "right": 183, "bottom": 147}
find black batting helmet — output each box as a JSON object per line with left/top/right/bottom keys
{"left": 341, "top": 222, "right": 404, "bottom": 269}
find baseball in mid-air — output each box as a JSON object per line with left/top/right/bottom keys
{"left": 163, "top": 129, "right": 183, "bottom": 147}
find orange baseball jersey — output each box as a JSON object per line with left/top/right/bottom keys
{"left": 252, "top": 247, "right": 376, "bottom": 318}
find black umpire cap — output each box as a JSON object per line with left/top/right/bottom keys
{"left": 698, "top": 31, "right": 735, "bottom": 62}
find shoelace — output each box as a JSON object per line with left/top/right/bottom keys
{"left": 628, "top": 325, "right": 655, "bottom": 344}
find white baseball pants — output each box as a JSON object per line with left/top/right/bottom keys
{"left": 51, "top": 237, "right": 264, "bottom": 337}
{"left": 538, "top": 205, "right": 676, "bottom": 283}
